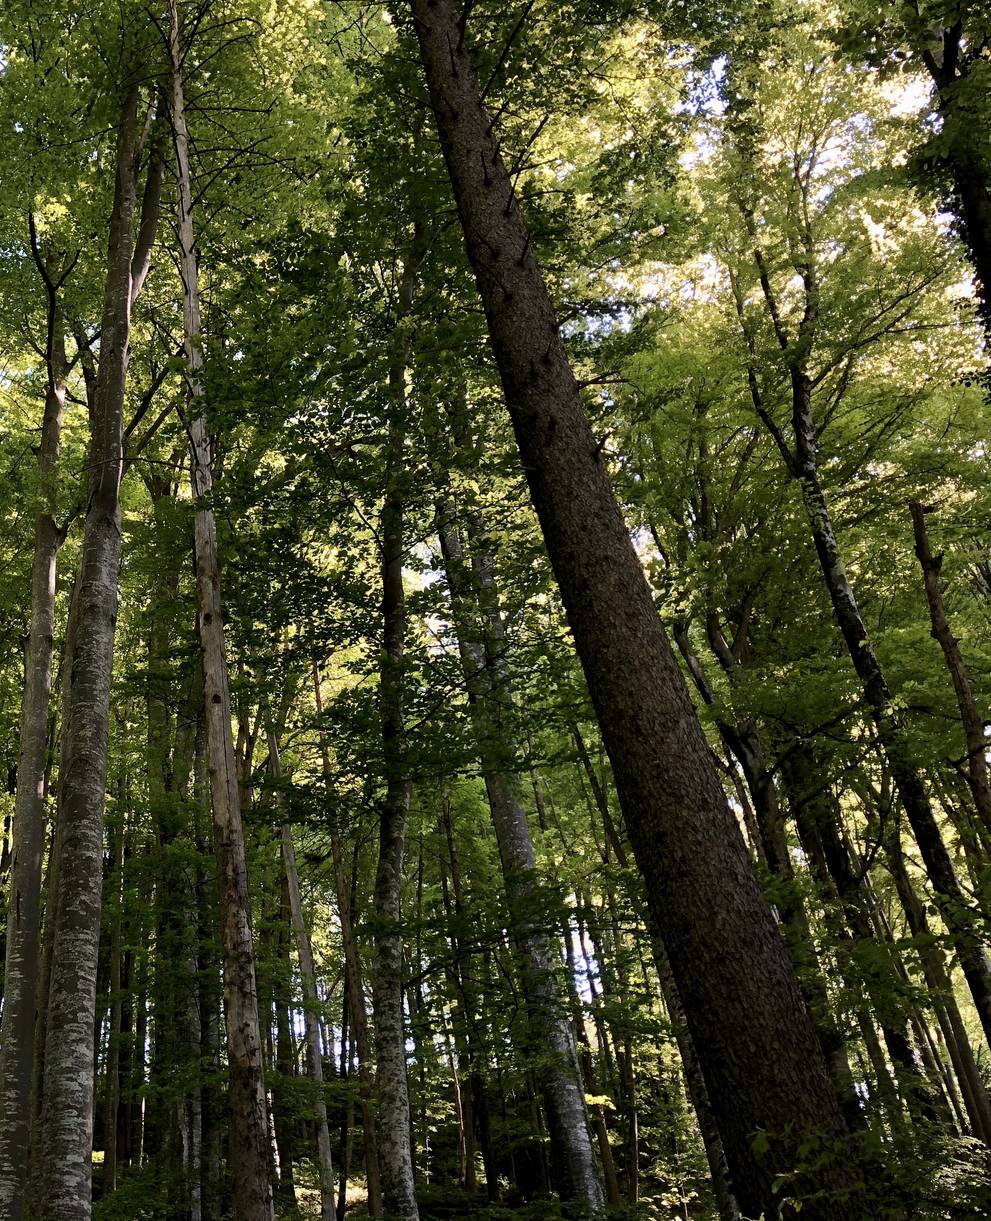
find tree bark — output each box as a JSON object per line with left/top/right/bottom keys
{"left": 168, "top": 6, "right": 274, "bottom": 1215}
{"left": 409, "top": 6, "right": 862, "bottom": 1214}
{"left": 371, "top": 233, "right": 422, "bottom": 1221}
{"left": 36, "top": 71, "right": 141, "bottom": 1221}
{"left": 312, "top": 664, "right": 383, "bottom": 1216}
{"left": 917, "top": 24, "right": 991, "bottom": 338}
{"left": 793, "top": 409, "right": 991, "bottom": 1048}
{"left": 437, "top": 499, "right": 603, "bottom": 1211}
{"left": 0, "top": 267, "right": 70, "bottom": 1221}
{"left": 269, "top": 730, "right": 336, "bottom": 1221}
{"left": 909, "top": 501, "right": 991, "bottom": 838}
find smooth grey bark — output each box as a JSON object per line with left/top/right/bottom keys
{"left": 409, "top": 5, "right": 861, "bottom": 1215}
{"left": 268, "top": 730, "right": 336, "bottom": 1221}
{"left": 36, "top": 71, "right": 142, "bottom": 1220}
{"left": 371, "top": 239, "right": 421, "bottom": 1221}
{"left": 436, "top": 500, "right": 603, "bottom": 1213}
{"left": 168, "top": 4, "right": 274, "bottom": 1215}
{"left": 0, "top": 259, "right": 70, "bottom": 1221}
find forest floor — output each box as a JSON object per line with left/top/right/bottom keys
{"left": 290, "top": 1177, "right": 706, "bottom": 1220}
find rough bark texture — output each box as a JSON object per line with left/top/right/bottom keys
{"left": 437, "top": 500, "right": 603, "bottom": 1213}
{"left": 672, "top": 621, "right": 860, "bottom": 1126}
{"left": 410, "top": 4, "right": 861, "bottom": 1215}
{"left": 169, "top": 6, "right": 274, "bottom": 1215}
{"left": 918, "top": 22, "right": 991, "bottom": 338}
{"left": 36, "top": 76, "right": 141, "bottom": 1221}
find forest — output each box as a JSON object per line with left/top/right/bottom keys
{"left": 0, "top": 0, "right": 990, "bottom": 1218}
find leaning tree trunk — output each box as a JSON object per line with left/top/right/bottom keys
{"left": 168, "top": 6, "right": 274, "bottom": 1216}
{"left": 909, "top": 501, "right": 991, "bottom": 838}
{"left": 437, "top": 498, "right": 603, "bottom": 1211}
{"left": 35, "top": 74, "right": 141, "bottom": 1221}
{"left": 790, "top": 381, "right": 991, "bottom": 1049}
{"left": 408, "top": 4, "right": 861, "bottom": 1216}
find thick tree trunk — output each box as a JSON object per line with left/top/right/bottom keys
{"left": 437, "top": 501, "right": 603, "bottom": 1211}
{"left": 409, "top": 5, "right": 860, "bottom": 1215}
{"left": 920, "top": 38, "right": 991, "bottom": 338}
{"left": 269, "top": 731, "right": 336, "bottom": 1221}
{"left": 36, "top": 74, "right": 141, "bottom": 1221}
{"left": 168, "top": 7, "right": 273, "bottom": 1215}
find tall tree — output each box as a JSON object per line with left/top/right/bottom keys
{"left": 407, "top": 2, "right": 863, "bottom": 1215}
{"left": 167, "top": 1, "right": 274, "bottom": 1215}
{"left": 36, "top": 52, "right": 143, "bottom": 1220}
{"left": 436, "top": 473, "right": 603, "bottom": 1211}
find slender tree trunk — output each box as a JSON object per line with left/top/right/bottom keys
{"left": 272, "top": 873, "right": 299, "bottom": 1211}
{"left": 372, "top": 239, "right": 421, "bottom": 1221}
{"left": 0, "top": 288, "right": 69, "bottom": 1221}
{"left": 438, "top": 797, "right": 489, "bottom": 1199}
{"left": 409, "top": 7, "right": 861, "bottom": 1215}
{"left": 338, "top": 1009, "right": 354, "bottom": 1221}
{"left": 269, "top": 731, "right": 336, "bottom": 1221}
{"left": 102, "top": 800, "right": 126, "bottom": 1197}
{"left": 783, "top": 746, "right": 932, "bottom": 1119}
{"left": 168, "top": 8, "right": 273, "bottom": 1215}
{"left": 792, "top": 401, "right": 991, "bottom": 1047}
{"left": 562, "top": 918, "right": 622, "bottom": 1206}
{"left": 36, "top": 72, "right": 142, "bottom": 1221}
{"left": 672, "top": 621, "right": 860, "bottom": 1125}
{"left": 885, "top": 827, "right": 991, "bottom": 1143}
{"left": 312, "top": 665, "right": 384, "bottom": 1216}
{"left": 437, "top": 502, "right": 603, "bottom": 1212}
{"left": 909, "top": 501, "right": 991, "bottom": 837}
{"left": 195, "top": 716, "right": 224, "bottom": 1221}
